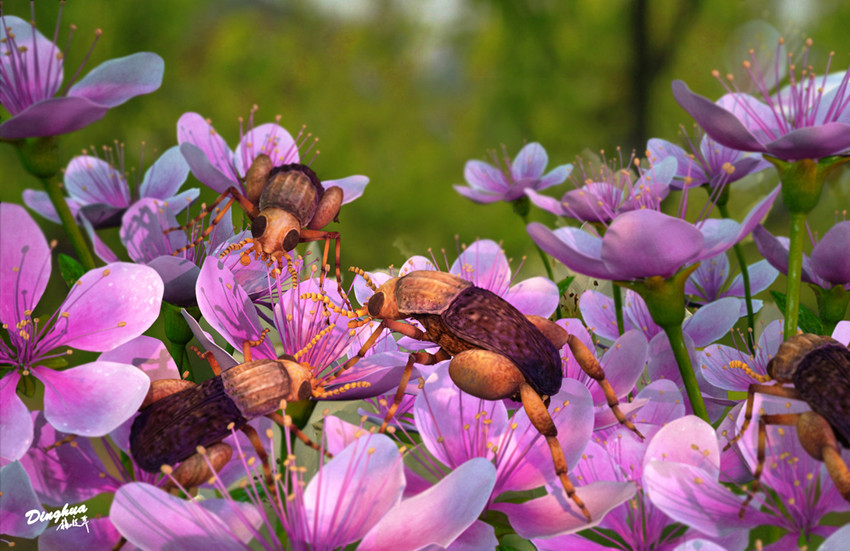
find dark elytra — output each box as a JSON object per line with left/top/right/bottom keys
{"left": 258, "top": 163, "right": 325, "bottom": 226}
{"left": 414, "top": 285, "right": 562, "bottom": 397}
{"left": 130, "top": 377, "right": 248, "bottom": 472}
{"left": 792, "top": 344, "right": 850, "bottom": 448}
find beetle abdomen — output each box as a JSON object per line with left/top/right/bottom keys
{"left": 396, "top": 270, "right": 472, "bottom": 315}
{"left": 259, "top": 164, "right": 324, "bottom": 227}
{"left": 442, "top": 286, "right": 562, "bottom": 397}
{"left": 130, "top": 377, "right": 248, "bottom": 472}
{"left": 793, "top": 344, "right": 850, "bottom": 448}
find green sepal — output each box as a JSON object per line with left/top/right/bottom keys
{"left": 511, "top": 195, "right": 531, "bottom": 217}
{"left": 17, "top": 372, "right": 39, "bottom": 397}
{"left": 556, "top": 276, "right": 575, "bottom": 297}
{"left": 58, "top": 253, "right": 86, "bottom": 288}
{"left": 14, "top": 136, "right": 62, "bottom": 179}
{"left": 765, "top": 155, "right": 850, "bottom": 215}
{"left": 770, "top": 290, "right": 824, "bottom": 335}
{"left": 810, "top": 284, "right": 850, "bottom": 336}
{"left": 162, "top": 303, "right": 201, "bottom": 379}
{"left": 615, "top": 263, "right": 701, "bottom": 330}
{"left": 286, "top": 399, "right": 317, "bottom": 430}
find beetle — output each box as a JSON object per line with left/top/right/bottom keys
{"left": 129, "top": 331, "right": 348, "bottom": 491}
{"left": 724, "top": 333, "right": 850, "bottom": 516}
{"left": 167, "top": 154, "right": 346, "bottom": 293}
{"left": 331, "top": 269, "right": 644, "bottom": 523}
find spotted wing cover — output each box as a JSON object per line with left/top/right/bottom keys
{"left": 442, "top": 286, "right": 562, "bottom": 397}
{"left": 793, "top": 345, "right": 850, "bottom": 448}
{"left": 130, "top": 377, "right": 248, "bottom": 472}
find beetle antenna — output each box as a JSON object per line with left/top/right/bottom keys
{"left": 727, "top": 360, "right": 772, "bottom": 382}
{"left": 313, "top": 380, "right": 372, "bottom": 399}
{"left": 300, "top": 292, "right": 366, "bottom": 318}
{"left": 243, "top": 329, "right": 271, "bottom": 362}
{"left": 348, "top": 266, "right": 379, "bottom": 292}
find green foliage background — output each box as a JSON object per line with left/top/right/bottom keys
{"left": 3, "top": 0, "right": 850, "bottom": 312}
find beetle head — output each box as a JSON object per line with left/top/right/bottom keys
{"left": 251, "top": 207, "right": 301, "bottom": 258}
{"left": 368, "top": 277, "right": 400, "bottom": 319}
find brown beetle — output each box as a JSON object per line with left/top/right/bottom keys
{"left": 724, "top": 333, "right": 850, "bottom": 516}
{"left": 129, "top": 332, "right": 346, "bottom": 490}
{"left": 333, "top": 269, "right": 643, "bottom": 523}
{"left": 168, "top": 155, "right": 346, "bottom": 291}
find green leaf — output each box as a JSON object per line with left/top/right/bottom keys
{"left": 770, "top": 291, "right": 824, "bottom": 335}
{"left": 557, "top": 276, "right": 575, "bottom": 296}
{"left": 58, "top": 253, "right": 86, "bottom": 288}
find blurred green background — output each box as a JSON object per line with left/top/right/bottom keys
{"left": 3, "top": 0, "right": 850, "bottom": 316}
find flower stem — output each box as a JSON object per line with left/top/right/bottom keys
{"left": 662, "top": 323, "right": 710, "bottom": 423}
{"left": 612, "top": 284, "right": 625, "bottom": 336}
{"left": 718, "top": 204, "right": 755, "bottom": 352}
{"left": 784, "top": 212, "right": 807, "bottom": 340}
{"left": 41, "top": 174, "right": 97, "bottom": 271}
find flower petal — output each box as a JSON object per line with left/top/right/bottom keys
{"left": 504, "top": 276, "right": 559, "bottom": 318}
{"left": 233, "top": 122, "right": 298, "bottom": 175}
{"left": 44, "top": 263, "right": 163, "bottom": 352}
{"left": 65, "top": 155, "right": 128, "bottom": 207}
{"left": 325, "top": 175, "right": 370, "bottom": 204}
{"left": 453, "top": 185, "right": 504, "bottom": 204}
{"left": 578, "top": 290, "right": 620, "bottom": 342}
{"left": 0, "top": 461, "right": 48, "bottom": 538}
{"left": 511, "top": 143, "right": 548, "bottom": 180}
{"left": 0, "top": 372, "right": 33, "bottom": 462}
{"left": 38, "top": 516, "right": 122, "bottom": 550}
{"left": 140, "top": 146, "right": 192, "bottom": 199}
{"left": 463, "top": 160, "right": 509, "bottom": 193}
{"left": 22, "top": 189, "right": 80, "bottom": 224}
{"left": 810, "top": 221, "right": 850, "bottom": 285}
{"left": 148, "top": 256, "right": 202, "bottom": 307}
{"left": 493, "top": 481, "right": 636, "bottom": 538}
{"left": 68, "top": 52, "right": 163, "bottom": 107}
{"left": 111, "top": 482, "right": 259, "bottom": 550}
{"left": 0, "top": 203, "right": 51, "bottom": 328}
{"left": 38, "top": 361, "right": 149, "bottom": 436}
{"left": 0, "top": 96, "right": 108, "bottom": 139}
{"left": 526, "top": 189, "right": 569, "bottom": 217}
{"left": 682, "top": 296, "right": 740, "bottom": 348}
{"left": 643, "top": 415, "right": 720, "bottom": 475}
{"left": 672, "top": 81, "right": 767, "bottom": 153}
{"left": 450, "top": 239, "right": 510, "bottom": 292}
{"left": 304, "top": 433, "right": 404, "bottom": 546}
{"left": 765, "top": 122, "right": 850, "bottom": 159}
{"left": 527, "top": 223, "right": 612, "bottom": 280}
{"left": 358, "top": 458, "right": 496, "bottom": 551}
{"left": 196, "top": 258, "right": 274, "bottom": 358}
{"left": 602, "top": 210, "right": 704, "bottom": 279}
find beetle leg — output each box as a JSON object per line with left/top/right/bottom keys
{"left": 567, "top": 335, "right": 644, "bottom": 440}
{"left": 796, "top": 411, "right": 850, "bottom": 501}
{"left": 266, "top": 411, "right": 333, "bottom": 459}
{"left": 722, "top": 383, "right": 801, "bottom": 451}
{"left": 739, "top": 413, "right": 801, "bottom": 517}
{"left": 308, "top": 186, "right": 343, "bottom": 230}
{"left": 519, "top": 382, "right": 592, "bottom": 523}
{"left": 162, "top": 442, "right": 233, "bottom": 492}
{"left": 335, "top": 319, "right": 426, "bottom": 381}
{"left": 525, "top": 315, "right": 569, "bottom": 349}
{"left": 379, "top": 350, "right": 445, "bottom": 433}
{"left": 299, "top": 228, "right": 350, "bottom": 310}
{"left": 169, "top": 187, "right": 259, "bottom": 256}
{"left": 239, "top": 423, "right": 274, "bottom": 494}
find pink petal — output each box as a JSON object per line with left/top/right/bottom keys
{"left": 304, "top": 433, "right": 404, "bottom": 546}
{"left": 325, "top": 175, "right": 370, "bottom": 204}
{"left": 0, "top": 203, "right": 51, "bottom": 327}
{"left": 445, "top": 521, "right": 498, "bottom": 551}
{"left": 511, "top": 142, "right": 548, "bottom": 180}
{"left": 38, "top": 361, "right": 149, "bottom": 436}
{"left": 0, "top": 461, "right": 48, "bottom": 538}
{"left": 140, "top": 146, "right": 192, "bottom": 199}
{"left": 358, "top": 458, "right": 496, "bottom": 551}
{"left": 463, "top": 160, "right": 509, "bottom": 193}
{"left": 526, "top": 189, "right": 569, "bottom": 217}
{"left": 450, "top": 239, "right": 510, "bottom": 292}
{"left": 0, "top": 96, "right": 108, "bottom": 139}
{"left": 0, "top": 372, "right": 33, "bottom": 462}
{"left": 44, "top": 263, "right": 163, "bottom": 352}
{"left": 233, "top": 122, "right": 298, "bottom": 175}
{"left": 504, "top": 276, "right": 559, "bottom": 317}
{"left": 643, "top": 415, "right": 720, "bottom": 476}
{"left": 493, "top": 481, "right": 636, "bottom": 538}
{"left": 99, "top": 335, "right": 180, "bottom": 381}
{"left": 65, "top": 155, "right": 129, "bottom": 207}
{"left": 527, "top": 223, "right": 613, "bottom": 280}
{"left": 22, "top": 189, "right": 80, "bottom": 224}
{"left": 196, "top": 258, "right": 274, "bottom": 358}
{"left": 38, "top": 516, "right": 122, "bottom": 550}
{"left": 111, "top": 482, "right": 260, "bottom": 550}
{"left": 578, "top": 290, "right": 620, "bottom": 341}
{"left": 68, "top": 52, "right": 163, "bottom": 107}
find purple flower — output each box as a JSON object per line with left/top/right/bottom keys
{"left": 115, "top": 197, "right": 270, "bottom": 306}
{"left": 177, "top": 110, "right": 368, "bottom": 201}
{"left": 648, "top": 117, "right": 770, "bottom": 191}
{"left": 754, "top": 221, "right": 850, "bottom": 289}
{"left": 454, "top": 142, "right": 572, "bottom": 204}
{"left": 528, "top": 185, "right": 780, "bottom": 282}
{"left": 0, "top": 203, "right": 162, "bottom": 462}
{"left": 645, "top": 408, "right": 850, "bottom": 546}
{"left": 194, "top": 256, "right": 406, "bottom": 399}
{"left": 685, "top": 252, "right": 778, "bottom": 317}
{"left": 526, "top": 154, "right": 676, "bottom": 223}
{"left": 409, "top": 364, "right": 636, "bottom": 535}
{"left": 672, "top": 39, "right": 850, "bottom": 161}
{"left": 0, "top": 13, "right": 163, "bottom": 139}
{"left": 23, "top": 145, "right": 198, "bottom": 229}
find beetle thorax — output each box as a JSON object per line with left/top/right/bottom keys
{"left": 221, "top": 359, "right": 295, "bottom": 418}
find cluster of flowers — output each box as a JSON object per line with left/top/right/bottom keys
{"left": 2, "top": 7, "right": 850, "bottom": 551}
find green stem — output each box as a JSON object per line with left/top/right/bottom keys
{"left": 662, "top": 323, "right": 710, "bottom": 423}
{"left": 718, "top": 204, "right": 755, "bottom": 352}
{"left": 784, "top": 212, "right": 807, "bottom": 340}
{"left": 41, "top": 174, "right": 97, "bottom": 271}
{"left": 612, "top": 284, "right": 625, "bottom": 336}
